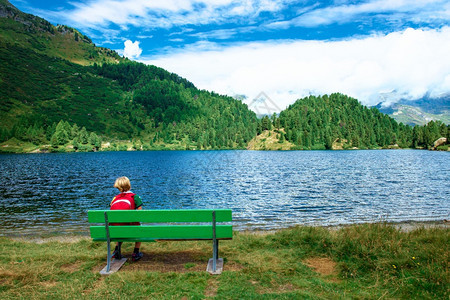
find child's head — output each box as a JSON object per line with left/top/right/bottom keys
{"left": 114, "top": 176, "right": 131, "bottom": 192}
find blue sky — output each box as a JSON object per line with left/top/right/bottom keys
{"left": 10, "top": 0, "right": 450, "bottom": 111}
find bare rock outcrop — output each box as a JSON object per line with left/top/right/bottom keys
{"left": 432, "top": 137, "right": 447, "bottom": 150}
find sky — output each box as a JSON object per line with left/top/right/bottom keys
{"left": 10, "top": 0, "right": 450, "bottom": 112}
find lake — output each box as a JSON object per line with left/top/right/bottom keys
{"left": 0, "top": 150, "right": 448, "bottom": 236}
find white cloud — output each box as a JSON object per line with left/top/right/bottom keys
{"left": 58, "top": 0, "right": 449, "bottom": 33}
{"left": 27, "top": 0, "right": 450, "bottom": 50}
{"left": 63, "top": 0, "right": 291, "bottom": 30}
{"left": 123, "top": 40, "right": 142, "bottom": 59}
{"left": 294, "top": 0, "right": 450, "bottom": 27}
{"left": 142, "top": 27, "right": 450, "bottom": 111}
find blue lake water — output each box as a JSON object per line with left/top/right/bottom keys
{"left": 0, "top": 150, "right": 448, "bottom": 236}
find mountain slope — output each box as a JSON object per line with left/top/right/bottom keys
{"left": 0, "top": 0, "right": 258, "bottom": 150}
{"left": 0, "top": 41, "right": 127, "bottom": 134}
{"left": 0, "top": 0, "right": 447, "bottom": 152}
{"left": 0, "top": 0, "right": 121, "bottom": 65}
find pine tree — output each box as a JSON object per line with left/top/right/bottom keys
{"left": 279, "top": 132, "right": 285, "bottom": 143}
{"left": 53, "top": 120, "right": 69, "bottom": 145}
{"left": 46, "top": 122, "right": 57, "bottom": 141}
{"left": 89, "top": 132, "right": 101, "bottom": 149}
{"left": 0, "top": 128, "right": 9, "bottom": 142}
{"left": 73, "top": 136, "right": 80, "bottom": 150}
{"left": 50, "top": 132, "right": 60, "bottom": 148}
{"left": 261, "top": 116, "right": 272, "bottom": 131}
{"left": 79, "top": 127, "right": 89, "bottom": 144}
{"left": 424, "top": 121, "right": 440, "bottom": 148}
{"left": 70, "top": 124, "right": 79, "bottom": 139}
{"left": 324, "top": 128, "right": 333, "bottom": 150}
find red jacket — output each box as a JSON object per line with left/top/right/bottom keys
{"left": 110, "top": 191, "right": 139, "bottom": 225}
{"left": 110, "top": 192, "right": 137, "bottom": 210}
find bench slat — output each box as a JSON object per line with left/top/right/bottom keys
{"left": 88, "top": 209, "right": 232, "bottom": 223}
{"left": 90, "top": 225, "right": 233, "bottom": 240}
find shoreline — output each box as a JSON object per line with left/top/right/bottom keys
{"left": 324, "top": 219, "right": 449, "bottom": 232}
{"left": 5, "top": 219, "right": 448, "bottom": 243}
{"left": 1, "top": 138, "right": 448, "bottom": 154}
{"left": 0, "top": 147, "right": 448, "bottom": 155}
{"left": 236, "top": 219, "right": 450, "bottom": 236}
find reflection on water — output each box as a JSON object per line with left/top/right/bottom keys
{"left": 0, "top": 150, "right": 449, "bottom": 236}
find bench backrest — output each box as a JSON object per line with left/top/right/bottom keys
{"left": 88, "top": 209, "right": 233, "bottom": 241}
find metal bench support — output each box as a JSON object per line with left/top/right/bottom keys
{"left": 212, "top": 210, "right": 217, "bottom": 272}
{"left": 206, "top": 210, "right": 223, "bottom": 274}
{"left": 104, "top": 211, "right": 111, "bottom": 273}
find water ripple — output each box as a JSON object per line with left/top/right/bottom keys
{"left": 0, "top": 150, "right": 449, "bottom": 236}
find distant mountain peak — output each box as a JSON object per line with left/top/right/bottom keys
{"left": 374, "top": 94, "right": 450, "bottom": 126}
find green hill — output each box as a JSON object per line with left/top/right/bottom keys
{"left": 0, "top": 0, "right": 258, "bottom": 151}
{"left": 250, "top": 94, "right": 449, "bottom": 150}
{"left": 0, "top": 42, "right": 125, "bottom": 133}
{"left": 279, "top": 93, "right": 412, "bottom": 149}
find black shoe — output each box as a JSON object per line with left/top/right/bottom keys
{"left": 112, "top": 249, "right": 122, "bottom": 260}
{"left": 132, "top": 252, "right": 143, "bottom": 261}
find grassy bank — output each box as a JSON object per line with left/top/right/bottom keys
{"left": 0, "top": 224, "right": 448, "bottom": 299}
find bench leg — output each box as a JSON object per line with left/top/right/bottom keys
{"left": 213, "top": 239, "right": 218, "bottom": 271}
{"left": 207, "top": 210, "right": 223, "bottom": 274}
{"left": 104, "top": 212, "right": 111, "bottom": 273}
{"left": 106, "top": 242, "right": 111, "bottom": 273}
{"left": 118, "top": 242, "right": 122, "bottom": 257}
{"left": 207, "top": 240, "right": 223, "bottom": 275}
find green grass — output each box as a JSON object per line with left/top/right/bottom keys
{"left": 436, "top": 144, "right": 449, "bottom": 151}
{"left": 0, "top": 137, "right": 39, "bottom": 153}
{"left": 0, "top": 224, "right": 448, "bottom": 299}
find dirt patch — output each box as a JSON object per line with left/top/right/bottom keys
{"left": 93, "top": 250, "right": 243, "bottom": 274}
{"left": 82, "top": 277, "right": 105, "bottom": 296}
{"left": 204, "top": 277, "right": 219, "bottom": 299}
{"left": 121, "top": 250, "right": 207, "bottom": 273}
{"left": 0, "top": 270, "right": 14, "bottom": 286}
{"left": 304, "top": 257, "right": 339, "bottom": 281}
{"left": 251, "top": 279, "right": 297, "bottom": 295}
{"left": 39, "top": 280, "right": 58, "bottom": 288}
{"left": 12, "top": 236, "right": 90, "bottom": 244}
{"left": 60, "top": 261, "right": 83, "bottom": 273}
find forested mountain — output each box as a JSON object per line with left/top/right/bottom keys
{"left": 252, "top": 94, "right": 449, "bottom": 150}
{"left": 0, "top": 0, "right": 447, "bottom": 152}
{"left": 0, "top": 0, "right": 258, "bottom": 151}
{"left": 91, "top": 62, "right": 257, "bottom": 149}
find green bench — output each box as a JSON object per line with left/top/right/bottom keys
{"left": 88, "top": 209, "right": 233, "bottom": 275}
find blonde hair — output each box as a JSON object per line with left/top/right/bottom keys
{"left": 114, "top": 176, "right": 131, "bottom": 192}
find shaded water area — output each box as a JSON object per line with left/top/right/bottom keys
{"left": 0, "top": 150, "right": 448, "bottom": 237}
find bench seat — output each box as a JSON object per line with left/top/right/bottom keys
{"left": 88, "top": 209, "right": 232, "bottom": 275}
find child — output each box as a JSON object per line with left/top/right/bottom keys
{"left": 110, "top": 176, "right": 143, "bottom": 261}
